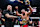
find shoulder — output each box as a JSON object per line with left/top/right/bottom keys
{"left": 3, "top": 10, "right": 9, "bottom": 14}
{"left": 25, "top": 11, "right": 28, "bottom": 13}
{"left": 25, "top": 11, "right": 29, "bottom": 15}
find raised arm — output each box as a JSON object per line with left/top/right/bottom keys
{"left": 27, "top": 6, "right": 32, "bottom": 15}
{"left": 16, "top": 11, "right": 22, "bottom": 16}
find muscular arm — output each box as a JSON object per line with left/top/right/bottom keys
{"left": 29, "top": 17, "right": 32, "bottom": 24}
{"left": 27, "top": 6, "right": 32, "bottom": 15}
{"left": 5, "top": 13, "right": 17, "bottom": 19}
{"left": 29, "top": 21, "right": 32, "bottom": 24}
{"left": 16, "top": 11, "right": 22, "bottom": 16}
{"left": 20, "top": 21, "right": 23, "bottom": 24}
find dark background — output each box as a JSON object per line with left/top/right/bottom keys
{"left": 0, "top": 0, "right": 40, "bottom": 17}
{"left": 0, "top": 0, "right": 40, "bottom": 9}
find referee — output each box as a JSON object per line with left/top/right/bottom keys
{"left": 3, "top": 5, "right": 18, "bottom": 27}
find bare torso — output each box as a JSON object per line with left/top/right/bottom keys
{"left": 21, "top": 11, "right": 29, "bottom": 20}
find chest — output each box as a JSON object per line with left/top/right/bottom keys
{"left": 8, "top": 12, "right": 13, "bottom": 15}
{"left": 22, "top": 13, "right": 28, "bottom": 18}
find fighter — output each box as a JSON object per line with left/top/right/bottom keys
{"left": 16, "top": 6, "right": 32, "bottom": 27}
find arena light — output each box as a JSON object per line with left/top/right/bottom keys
{"left": 10, "top": 0, "right": 15, "bottom": 2}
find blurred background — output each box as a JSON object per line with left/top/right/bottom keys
{"left": 0, "top": 0, "right": 40, "bottom": 27}
{"left": 0, "top": 0, "right": 40, "bottom": 17}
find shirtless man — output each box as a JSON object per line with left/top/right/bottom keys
{"left": 16, "top": 6, "right": 32, "bottom": 24}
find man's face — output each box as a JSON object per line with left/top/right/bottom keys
{"left": 15, "top": 6, "right": 18, "bottom": 9}
{"left": 7, "top": 5, "right": 12, "bottom": 10}
{"left": 21, "top": 9, "right": 25, "bottom": 13}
